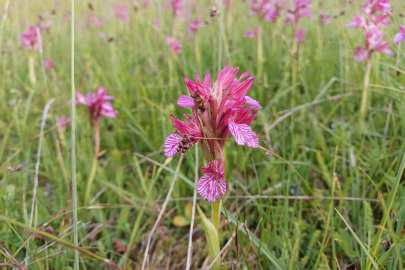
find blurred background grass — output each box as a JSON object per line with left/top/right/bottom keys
{"left": 0, "top": 0, "right": 405, "bottom": 269}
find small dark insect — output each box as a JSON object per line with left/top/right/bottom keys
{"left": 108, "top": 37, "right": 114, "bottom": 43}
{"left": 88, "top": 3, "right": 94, "bottom": 11}
{"left": 397, "top": 71, "right": 401, "bottom": 77}
{"left": 339, "top": 11, "right": 345, "bottom": 16}
{"left": 191, "top": 93, "right": 207, "bottom": 114}
{"left": 134, "top": 6, "right": 139, "bottom": 12}
{"left": 51, "top": 9, "right": 56, "bottom": 15}
{"left": 400, "top": 13, "right": 404, "bottom": 18}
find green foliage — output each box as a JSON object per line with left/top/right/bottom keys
{"left": 0, "top": 0, "right": 405, "bottom": 269}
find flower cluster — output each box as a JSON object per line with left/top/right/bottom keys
{"left": 165, "top": 36, "right": 182, "bottom": 53}
{"left": 171, "top": 0, "right": 185, "bottom": 17}
{"left": 285, "top": 0, "right": 313, "bottom": 42}
{"left": 319, "top": 12, "right": 331, "bottom": 24}
{"left": 115, "top": 2, "right": 129, "bottom": 21}
{"left": 70, "top": 87, "right": 117, "bottom": 123}
{"left": 20, "top": 26, "right": 41, "bottom": 50}
{"left": 244, "top": 26, "right": 260, "bottom": 38}
{"left": 187, "top": 20, "right": 205, "bottom": 33}
{"left": 346, "top": 0, "right": 393, "bottom": 62}
{"left": 250, "top": 0, "right": 288, "bottom": 22}
{"left": 164, "top": 63, "right": 261, "bottom": 203}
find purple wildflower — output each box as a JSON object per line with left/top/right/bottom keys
{"left": 394, "top": 25, "right": 405, "bottom": 43}
{"left": 165, "top": 36, "right": 181, "bottom": 53}
{"left": 164, "top": 63, "right": 261, "bottom": 203}
{"left": 70, "top": 87, "right": 117, "bottom": 123}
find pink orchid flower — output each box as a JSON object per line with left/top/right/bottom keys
{"left": 319, "top": 12, "right": 331, "bottom": 24}
{"left": 164, "top": 63, "right": 261, "bottom": 203}
{"left": 57, "top": 117, "right": 71, "bottom": 132}
{"left": 20, "top": 26, "right": 41, "bottom": 49}
{"left": 187, "top": 20, "right": 205, "bottom": 33}
{"left": 295, "top": 28, "right": 307, "bottom": 42}
{"left": 85, "top": 13, "right": 104, "bottom": 28}
{"left": 69, "top": 87, "right": 117, "bottom": 123}
{"left": 346, "top": 14, "right": 364, "bottom": 28}
{"left": 244, "top": 26, "right": 260, "bottom": 38}
{"left": 154, "top": 18, "right": 163, "bottom": 32}
{"left": 171, "top": 0, "right": 185, "bottom": 17}
{"left": 44, "top": 60, "right": 54, "bottom": 69}
{"left": 346, "top": 0, "right": 393, "bottom": 62}
{"left": 165, "top": 36, "right": 181, "bottom": 53}
{"left": 284, "top": 0, "right": 313, "bottom": 29}
{"left": 38, "top": 20, "right": 52, "bottom": 32}
{"left": 250, "top": 0, "right": 287, "bottom": 22}
{"left": 115, "top": 2, "right": 129, "bottom": 21}
{"left": 394, "top": 25, "right": 405, "bottom": 43}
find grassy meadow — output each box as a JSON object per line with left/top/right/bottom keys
{"left": 1, "top": 0, "right": 405, "bottom": 269}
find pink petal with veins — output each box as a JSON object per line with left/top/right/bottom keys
{"left": 245, "top": 96, "right": 262, "bottom": 109}
{"left": 164, "top": 134, "right": 182, "bottom": 157}
{"left": 228, "top": 120, "right": 259, "bottom": 148}
{"left": 177, "top": 95, "right": 194, "bottom": 107}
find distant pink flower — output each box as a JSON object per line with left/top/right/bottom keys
{"left": 284, "top": 0, "right": 313, "bottom": 29}
{"left": 394, "top": 25, "right": 405, "bottom": 43}
{"left": 165, "top": 36, "right": 181, "bottom": 53}
{"left": 164, "top": 63, "right": 260, "bottom": 203}
{"left": 57, "top": 117, "right": 71, "bottom": 132}
{"left": 250, "top": 0, "right": 287, "bottom": 22}
{"left": 44, "top": 60, "right": 54, "bottom": 69}
{"left": 346, "top": 0, "right": 393, "bottom": 61}
{"left": 154, "top": 18, "right": 163, "bottom": 32}
{"left": 69, "top": 87, "right": 117, "bottom": 123}
{"left": 346, "top": 14, "right": 364, "bottom": 28}
{"left": 38, "top": 20, "right": 52, "bottom": 32}
{"left": 63, "top": 12, "right": 72, "bottom": 21}
{"left": 295, "top": 28, "right": 307, "bottom": 42}
{"left": 171, "top": 0, "right": 185, "bottom": 17}
{"left": 374, "top": 41, "right": 393, "bottom": 56}
{"left": 20, "top": 26, "right": 41, "bottom": 49}
{"left": 319, "top": 12, "right": 331, "bottom": 24}
{"left": 187, "top": 20, "right": 205, "bottom": 33}
{"left": 115, "top": 2, "right": 129, "bottom": 21}
{"left": 352, "top": 46, "right": 368, "bottom": 62}
{"left": 85, "top": 13, "right": 104, "bottom": 28}
{"left": 244, "top": 26, "right": 260, "bottom": 38}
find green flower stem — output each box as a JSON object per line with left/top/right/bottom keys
{"left": 359, "top": 57, "right": 372, "bottom": 124}
{"left": 28, "top": 52, "right": 36, "bottom": 85}
{"left": 257, "top": 24, "right": 263, "bottom": 82}
{"left": 84, "top": 121, "right": 100, "bottom": 205}
{"left": 212, "top": 199, "right": 221, "bottom": 232}
{"left": 197, "top": 204, "right": 221, "bottom": 270}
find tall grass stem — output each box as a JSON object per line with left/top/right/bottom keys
{"left": 70, "top": 0, "right": 79, "bottom": 267}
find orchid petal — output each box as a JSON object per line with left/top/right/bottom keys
{"left": 177, "top": 95, "right": 194, "bottom": 107}
{"left": 245, "top": 96, "right": 262, "bottom": 109}
{"left": 228, "top": 120, "right": 259, "bottom": 148}
{"left": 76, "top": 92, "right": 87, "bottom": 105}
{"left": 394, "top": 32, "right": 405, "bottom": 44}
{"left": 197, "top": 175, "right": 227, "bottom": 203}
{"left": 164, "top": 134, "right": 181, "bottom": 157}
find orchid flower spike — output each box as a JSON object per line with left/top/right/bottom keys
{"left": 164, "top": 63, "right": 261, "bottom": 202}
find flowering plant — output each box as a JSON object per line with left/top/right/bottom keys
{"left": 164, "top": 63, "right": 261, "bottom": 202}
